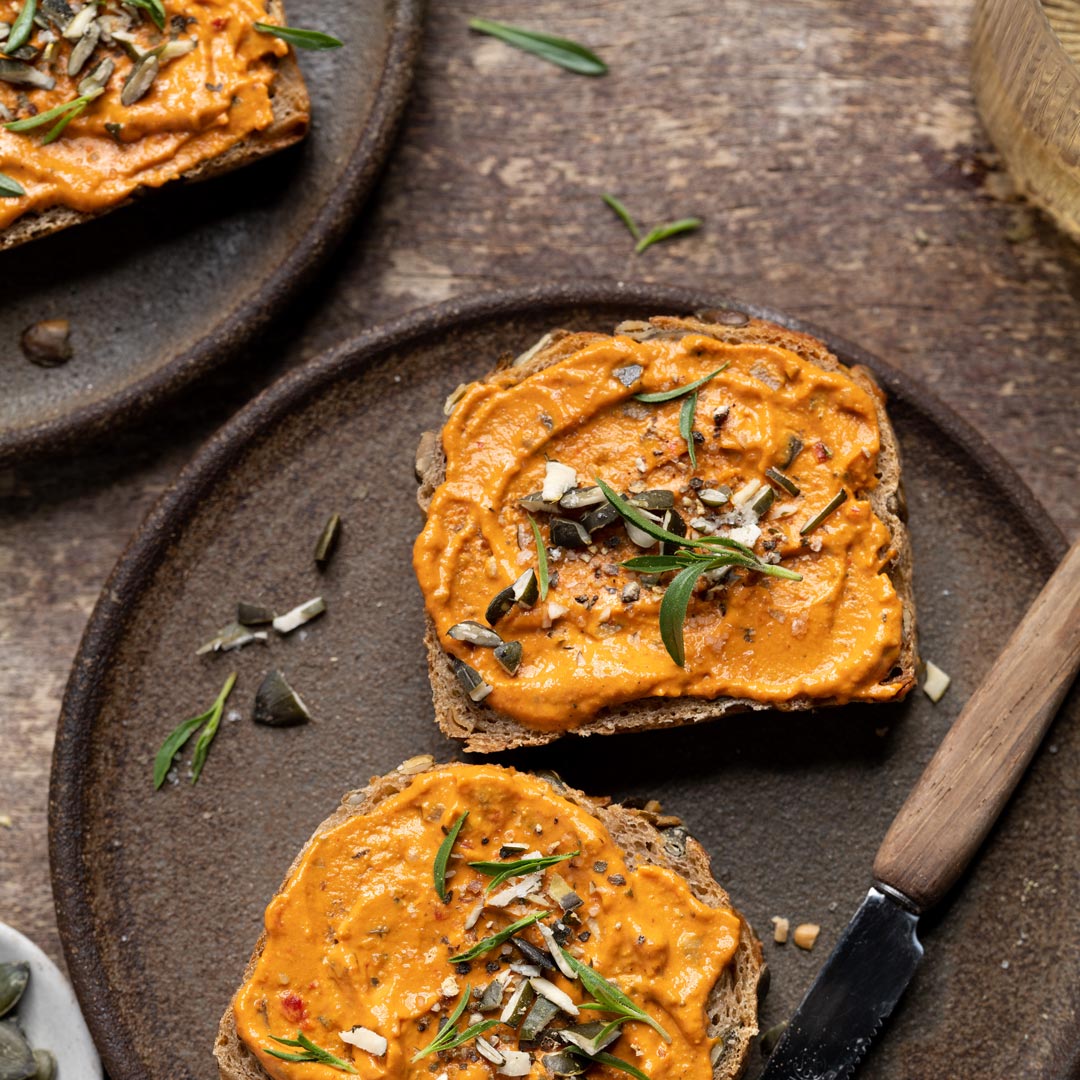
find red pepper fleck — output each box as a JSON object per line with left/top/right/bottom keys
{"left": 812, "top": 441, "right": 831, "bottom": 463}
{"left": 211, "top": 16, "right": 228, "bottom": 29}
{"left": 280, "top": 991, "right": 306, "bottom": 1024}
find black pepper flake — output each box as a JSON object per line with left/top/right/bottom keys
{"left": 763, "top": 540, "right": 778, "bottom": 552}
{"left": 578, "top": 930, "right": 592, "bottom": 942}
{"left": 455, "top": 961, "right": 472, "bottom": 975}
{"left": 575, "top": 595, "right": 589, "bottom": 605}
{"left": 371, "top": 977, "right": 380, "bottom": 986}
{"left": 689, "top": 477, "right": 704, "bottom": 490}
{"left": 481, "top": 837, "right": 490, "bottom": 846}
{"left": 692, "top": 431, "right": 705, "bottom": 443}
{"left": 607, "top": 874, "right": 626, "bottom": 886}
{"left": 743, "top": 627, "right": 755, "bottom": 643}
{"left": 593, "top": 861, "right": 608, "bottom": 873}
{"left": 485, "top": 960, "right": 501, "bottom": 973}
{"left": 417, "top": 1017, "right": 430, "bottom": 1033}
{"left": 605, "top": 535, "right": 621, "bottom": 549}
{"left": 637, "top": 935, "right": 646, "bottom": 945}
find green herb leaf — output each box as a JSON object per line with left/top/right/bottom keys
{"left": 658, "top": 562, "right": 713, "bottom": 667}
{"left": 468, "top": 850, "right": 578, "bottom": 893}
{"left": 528, "top": 514, "right": 550, "bottom": 601}
{"left": 0, "top": 172, "right": 26, "bottom": 198}
{"left": 447, "top": 910, "right": 549, "bottom": 963}
{"left": 434, "top": 810, "right": 468, "bottom": 902}
{"left": 42, "top": 99, "right": 88, "bottom": 145}
{"left": 188, "top": 672, "right": 237, "bottom": 783}
{"left": 267, "top": 1031, "right": 357, "bottom": 1073}
{"left": 679, "top": 390, "right": 698, "bottom": 469}
{"left": 567, "top": 1047, "right": 652, "bottom": 1080}
{"left": 153, "top": 672, "right": 236, "bottom": 789}
{"left": 633, "top": 363, "right": 729, "bottom": 403}
{"left": 254, "top": 22, "right": 344, "bottom": 49}
{"left": 124, "top": 0, "right": 165, "bottom": 30}
{"left": 411, "top": 987, "right": 500, "bottom": 1061}
{"left": 468, "top": 18, "right": 606, "bottom": 75}
{"left": 601, "top": 193, "right": 640, "bottom": 240}
{"left": 5, "top": 0, "right": 35, "bottom": 54}
{"left": 799, "top": 487, "right": 848, "bottom": 536}
{"left": 635, "top": 217, "right": 702, "bottom": 254}
{"left": 559, "top": 947, "right": 672, "bottom": 1044}
{"left": 620, "top": 555, "right": 694, "bottom": 574}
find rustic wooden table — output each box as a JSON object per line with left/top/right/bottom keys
{"left": 2, "top": 0, "right": 1076, "bottom": 989}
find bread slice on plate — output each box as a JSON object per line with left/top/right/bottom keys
{"left": 0, "top": 0, "right": 310, "bottom": 251}
{"left": 414, "top": 313, "right": 917, "bottom": 751}
{"left": 215, "top": 757, "right": 765, "bottom": 1080}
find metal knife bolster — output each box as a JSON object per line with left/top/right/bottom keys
{"left": 760, "top": 888, "right": 924, "bottom": 1080}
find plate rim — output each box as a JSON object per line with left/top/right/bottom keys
{"left": 48, "top": 280, "right": 1071, "bottom": 1078}
{"left": 0, "top": 0, "right": 424, "bottom": 467}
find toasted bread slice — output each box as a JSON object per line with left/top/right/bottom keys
{"left": 0, "top": 0, "right": 309, "bottom": 253}
{"left": 415, "top": 314, "right": 917, "bottom": 752}
{"left": 214, "top": 756, "right": 765, "bottom": 1080}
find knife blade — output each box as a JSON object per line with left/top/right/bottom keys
{"left": 761, "top": 540, "right": 1080, "bottom": 1080}
{"left": 760, "top": 888, "right": 921, "bottom": 1080}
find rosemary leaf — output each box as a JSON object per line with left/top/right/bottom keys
{"left": 601, "top": 193, "right": 640, "bottom": 240}
{"left": 4, "top": 92, "right": 98, "bottom": 134}
{"left": 567, "top": 1047, "right": 652, "bottom": 1080}
{"left": 468, "top": 18, "right": 606, "bottom": 76}
{"left": 267, "top": 1031, "right": 357, "bottom": 1073}
{"left": 679, "top": 390, "right": 698, "bottom": 468}
{"left": 594, "top": 480, "right": 692, "bottom": 548}
{"left": 433, "top": 810, "right": 468, "bottom": 902}
{"left": 633, "top": 363, "right": 728, "bottom": 403}
{"left": 4, "top": 0, "right": 36, "bottom": 54}
{"left": 189, "top": 672, "right": 238, "bottom": 783}
{"left": 254, "top": 22, "right": 344, "bottom": 49}
{"left": 125, "top": 0, "right": 165, "bottom": 30}
{"left": 0, "top": 173, "right": 26, "bottom": 198}
{"left": 411, "top": 988, "right": 500, "bottom": 1062}
{"left": 153, "top": 672, "right": 236, "bottom": 789}
{"left": 448, "top": 910, "right": 549, "bottom": 963}
{"left": 469, "top": 849, "right": 578, "bottom": 892}
{"left": 528, "top": 514, "right": 550, "bottom": 601}
{"left": 42, "top": 99, "right": 88, "bottom": 145}
{"left": 635, "top": 217, "right": 702, "bottom": 254}
{"left": 559, "top": 947, "right": 672, "bottom": 1044}
{"left": 620, "top": 554, "right": 693, "bottom": 574}
{"left": 658, "top": 562, "right": 712, "bottom": 668}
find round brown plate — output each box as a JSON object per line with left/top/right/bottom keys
{"left": 50, "top": 284, "right": 1076, "bottom": 1080}
{"left": 0, "top": 0, "right": 422, "bottom": 466}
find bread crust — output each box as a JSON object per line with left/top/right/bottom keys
{"left": 0, "top": 0, "right": 310, "bottom": 253}
{"left": 213, "top": 758, "right": 765, "bottom": 1080}
{"left": 416, "top": 314, "right": 918, "bottom": 752}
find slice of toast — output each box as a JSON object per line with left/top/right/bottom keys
{"left": 0, "top": 0, "right": 309, "bottom": 252}
{"left": 415, "top": 313, "right": 917, "bottom": 752}
{"left": 214, "top": 756, "right": 766, "bottom": 1080}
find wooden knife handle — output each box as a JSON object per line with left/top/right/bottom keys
{"left": 874, "top": 539, "right": 1080, "bottom": 913}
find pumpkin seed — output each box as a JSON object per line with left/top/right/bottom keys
{"left": 253, "top": 669, "right": 311, "bottom": 727}
{"left": 0, "top": 966, "right": 28, "bottom": 1019}
{"left": 493, "top": 640, "right": 522, "bottom": 675}
{"left": 66, "top": 20, "right": 99, "bottom": 76}
{"left": 31, "top": 1050, "right": 55, "bottom": 1080}
{"left": 448, "top": 621, "right": 502, "bottom": 648}
{"left": 60, "top": 3, "right": 94, "bottom": 39}
{"left": 120, "top": 51, "right": 156, "bottom": 105}
{"left": 550, "top": 517, "right": 590, "bottom": 549}
{"left": 558, "top": 485, "right": 606, "bottom": 510}
{"left": 0, "top": 1019, "right": 34, "bottom": 1080}
{"left": 0, "top": 57, "right": 54, "bottom": 88}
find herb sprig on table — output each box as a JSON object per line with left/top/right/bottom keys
{"left": 152, "top": 672, "right": 237, "bottom": 788}
{"left": 254, "top": 22, "right": 344, "bottom": 49}
{"left": 469, "top": 18, "right": 607, "bottom": 75}
{"left": 602, "top": 193, "right": 702, "bottom": 254}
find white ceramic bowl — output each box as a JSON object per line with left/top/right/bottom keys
{"left": 0, "top": 922, "right": 102, "bottom": 1079}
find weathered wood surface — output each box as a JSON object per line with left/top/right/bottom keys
{"left": 1, "top": 0, "right": 1077, "bottom": 975}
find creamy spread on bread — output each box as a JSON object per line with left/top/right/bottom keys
{"left": 413, "top": 331, "right": 906, "bottom": 730}
{"left": 232, "top": 763, "right": 740, "bottom": 1079}
{"left": 0, "top": 0, "right": 304, "bottom": 231}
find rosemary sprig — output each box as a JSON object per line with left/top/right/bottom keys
{"left": 601, "top": 193, "right": 640, "bottom": 240}
{"left": 447, "top": 910, "right": 549, "bottom": 963}
{"left": 468, "top": 850, "right": 579, "bottom": 892}
{"left": 411, "top": 987, "right": 499, "bottom": 1061}
{"left": 468, "top": 18, "right": 606, "bottom": 76}
{"left": 679, "top": 390, "right": 699, "bottom": 469}
{"left": 559, "top": 947, "right": 672, "bottom": 1044}
{"left": 254, "top": 22, "right": 344, "bottom": 49}
{"left": 595, "top": 480, "right": 802, "bottom": 666}
{"left": 635, "top": 217, "right": 702, "bottom": 254}
{"left": 566, "top": 1047, "right": 651, "bottom": 1080}
{"left": 633, "top": 364, "right": 728, "bottom": 403}
{"left": 0, "top": 173, "right": 26, "bottom": 198}
{"left": 434, "top": 810, "right": 468, "bottom": 902}
{"left": 153, "top": 673, "right": 237, "bottom": 788}
{"left": 528, "top": 514, "right": 550, "bottom": 601}
{"left": 5, "top": 90, "right": 103, "bottom": 144}
{"left": 4, "top": 0, "right": 36, "bottom": 54}
{"left": 266, "top": 1031, "right": 357, "bottom": 1073}
{"left": 125, "top": 0, "right": 165, "bottom": 31}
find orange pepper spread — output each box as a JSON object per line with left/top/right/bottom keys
{"left": 413, "top": 333, "right": 905, "bottom": 730}
{"left": 232, "top": 763, "right": 740, "bottom": 1080}
{"left": 0, "top": 0, "right": 301, "bottom": 231}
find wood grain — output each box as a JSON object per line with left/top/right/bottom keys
{"left": 874, "top": 541, "right": 1080, "bottom": 911}
{"left": 1, "top": 0, "right": 1077, "bottom": 985}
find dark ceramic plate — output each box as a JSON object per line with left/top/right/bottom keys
{"left": 50, "top": 284, "right": 1076, "bottom": 1080}
{"left": 0, "top": 0, "right": 422, "bottom": 465}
